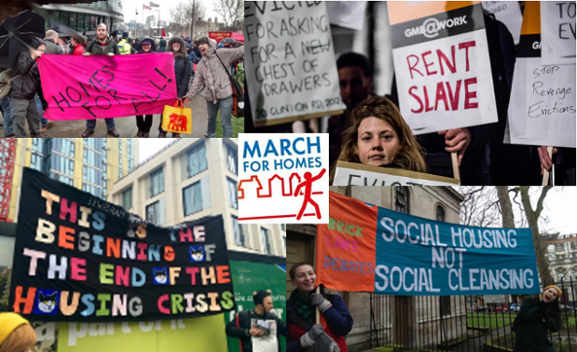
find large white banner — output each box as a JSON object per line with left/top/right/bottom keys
{"left": 244, "top": 2, "right": 346, "bottom": 126}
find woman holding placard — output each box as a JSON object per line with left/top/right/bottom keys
{"left": 287, "top": 263, "right": 353, "bottom": 352}
{"left": 512, "top": 285, "right": 562, "bottom": 352}
{"left": 337, "top": 96, "right": 427, "bottom": 172}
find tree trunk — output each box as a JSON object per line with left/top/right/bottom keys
{"left": 496, "top": 186, "right": 515, "bottom": 227}
{"left": 520, "top": 186, "right": 554, "bottom": 286}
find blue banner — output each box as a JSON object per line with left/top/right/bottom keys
{"left": 374, "top": 207, "right": 540, "bottom": 296}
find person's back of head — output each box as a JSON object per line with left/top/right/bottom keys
{"left": 44, "top": 29, "right": 59, "bottom": 43}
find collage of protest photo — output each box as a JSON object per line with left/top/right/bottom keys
{"left": 1, "top": 1, "right": 577, "bottom": 352}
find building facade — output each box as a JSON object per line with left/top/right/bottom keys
{"left": 545, "top": 233, "right": 577, "bottom": 281}
{"left": 0, "top": 138, "right": 136, "bottom": 222}
{"left": 35, "top": 0, "right": 124, "bottom": 36}
{"left": 109, "top": 139, "right": 285, "bottom": 258}
{"left": 287, "top": 186, "right": 464, "bottom": 351}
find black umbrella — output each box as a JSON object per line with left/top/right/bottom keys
{"left": 0, "top": 10, "right": 45, "bottom": 69}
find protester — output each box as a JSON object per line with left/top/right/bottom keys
{"left": 10, "top": 38, "right": 45, "bottom": 137}
{"left": 135, "top": 37, "right": 156, "bottom": 137}
{"left": 0, "top": 312, "right": 37, "bottom": 352}
{"left": 184, "top": 36, "right": 244, "bottom": 138}
{"left": 158, "top": 37, "right": 192, "bottom": 138}
{"left": 70, "top": 33, "right": 86, "bottom": 56}
{"left": 337, "top": 95, "right": 427, "bottom": 175}
{"left": 287, "top": 263, "right": 352, "bottom": 352}
{"left": 226, "top": 289, "right": 287, "bottom": 352}
{"left": 82, "top": 23, "right": 119, "bottom": 137}
{"left": 513, "top": 285, "right": 562, "bottom": 352}
{"left": 117, "top": 32, "right": 132, "bottom": 55}
{"left": 43, "top": 29, "right": 65, "bottom": 54}
{"left": 158, "top": 36, "right": 167, "bottom": 52}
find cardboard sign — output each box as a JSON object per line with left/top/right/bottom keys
{"left": 327, "top": 2, "right": 368, "bottom": 31}
{"left": 38, "top": 53, "right": 177, "bottom": 120}
{"left": 244, "top": 2, "right": 346, "bottom": 126}
{"left": 388, "top": 1, "right": 498, "bottom": 134}
{"left": 482, "top": 1, "right": 523, "bottom": 45}
{"left": 507, "top": 2, "right": 576, "bottom": 148}
{"left": 316, "top": 192, "right": 540, "bottom": 296}
{"left": 57, "top": 316, "right": 227, "bottom": 352}
{"left": 541, "top": 2, "right": 576, "bottom": 62}
{"left": 238, "top": 133, "right": 329, "bottom": 224}
{"left": 10, "top": 168, "right": 235, "bottom": 321}
{"left": 332, "top": 161, "right": 459, "bottom": 186}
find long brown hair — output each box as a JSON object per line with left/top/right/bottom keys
{"left": 0, "top": 324, "right": 36, "bottom": 352}
{"left": 338, "top": 96, "right": 426, "bottom": 172}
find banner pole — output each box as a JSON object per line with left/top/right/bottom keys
{"left": 542, "top": 146, "right": 553, "bottom": 186}
{"left": 451, "top": 152, "right": 460, "bottom": 183}
{"left": 315, "top": 286, "right": 320, "bottom": 324}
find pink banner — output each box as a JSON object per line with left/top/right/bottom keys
{"left": 38, "top": 53, "right": 178, "bottom": 120}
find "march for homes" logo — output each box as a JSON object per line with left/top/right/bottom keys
{"left": 238, "top": 133, "right": 329, "bottom": 224}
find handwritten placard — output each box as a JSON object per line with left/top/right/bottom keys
{"left": 244, "top": 1, "right": 346, "bottom": 126}
{"left": 541, "top": 2, "right": 576, "bottom": 62}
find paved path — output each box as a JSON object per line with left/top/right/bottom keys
{"left": 0, "top": 95, "right": 208, "bottom": 138}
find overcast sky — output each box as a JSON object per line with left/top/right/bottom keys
{"left": 123, "top": 0, "right": 220, "bottom": 24}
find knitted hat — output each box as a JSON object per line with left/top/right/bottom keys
{"left": 0, "top": 313, "right": 30, "bottom": 346}
{"left": 544, "top": 284, "right": 563, "bottom": 297}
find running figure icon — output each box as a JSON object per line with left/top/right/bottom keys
{"left": 294, "top": 168, "right": 326, "bottom": 220}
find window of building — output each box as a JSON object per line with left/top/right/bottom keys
{"left": 261, "top": 227, "right": 273, "bottom": 255}
{"left": 439, "top": 296, "right": 451, "bottom": 316}
{"left": 185, "top": 142, "right": 207, "bottom": 178}
{"left": 182, "top": 181, "right": 202, "bottom": 216}
{"left": 225, "top": 142, "right": 237, "bottom": 174}
{"left": 146, "top": 200, "right": 164, "bottom": 225}
{"left": 122, "top": 187, "right": 133, "bottom": 210}
{"left": 394, "top": 187, "right": 410, "bottom": 213}
{"left": 150, "top": 167, "right": 164, "bottom": 197}
{"left": 232, "top": 215, "right": 245, "bottom": 247}
{"left": 227, "top": 178, "right": 237, "bottom": 209}
{"left": 436, "top": 205, "right": 446, "bottom": 222}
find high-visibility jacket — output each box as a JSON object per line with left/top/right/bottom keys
{"left": 117, "top": 39, "right": 132, "bottom": 55}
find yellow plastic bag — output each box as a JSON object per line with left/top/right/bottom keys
{"left": 161, "top": 99, "right": 192, "bottom": 134}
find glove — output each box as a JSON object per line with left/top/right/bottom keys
{"left": 300, "top": 324, "right": 324, "bottom": 348}
{"left": 313, "top": 332, "right": 341, "bottom": 352}
{"left": 311, "top": 293, "right": 332, "bottom": 312}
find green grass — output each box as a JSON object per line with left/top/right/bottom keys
{"left": 466, "top": 313, "right": 516, "bottom": 329}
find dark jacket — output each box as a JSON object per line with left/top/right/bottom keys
{"left": 287, "top": 291, "right": 353, "bottom": 352}
{"left": 169, "top": 38, "right": 192, "bottom": 98}
{"left": 137, "top": 37, "right": 156, "bottom": 53}
{"left": 226, "top": 309, "right": 287, "bottom": 352}
{"left": 10, "top": 51, "right": 40, "bottom": 100}
{"left": 513, "top": 297, "right": 561, "bottom": 352}
{"left": 86, "top": 38, "right": 119, "bottom": 55}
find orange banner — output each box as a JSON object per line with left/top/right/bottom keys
{"left": 387, "top": 1, "right": 479, "bottom": 25}
{"left": 521, "top": 1, "right": 541, "bottom": 35}
{"left": 315, "top": 191, "right": 378, "bottom": 292}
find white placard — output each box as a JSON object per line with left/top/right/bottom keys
{"left": 507, "top": 59, "right": 576, "bottom": 147}
{"left": 332, "top": 161, "right": 459, "bottom": 186}
{"left": 327, "top": 2, "right": 368, "bottom": 31}
{"left": 393, "top": 29, "right": 498, "bottom": 134}
{"left": 482, "top": 1, "right": 523, "bottom": 45}
{"left": 541, "top": 1, "right": 576, "bottom": 62}
{"left": 238, "top": 133, "right": 329, "bottom": 224}
{"left": 244, "top": 2, "right": 346, "bottom": 126}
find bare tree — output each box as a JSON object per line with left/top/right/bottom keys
{"left": 519, "top": 186, "right": 554, "bottom": 285}
{"left": 461, "top": 186, "right": 555, "bottom": 286}
{"left": 170, "top": 1, "right": 205, "bottom": 37}
{"left": 214, "top": 0, "right": 243, "bottom": 30}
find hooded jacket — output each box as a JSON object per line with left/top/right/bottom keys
{"left": 10, "top": 51, "right": 41, "bottom": 100}
{"left": 186, "top": 40, "right": 244, "bottom": 102}
{"left": 168, "top": 37, "right": 192, "bottom": 98}
{"left": 137, "top": 37, "right": 156, "bottom": 53}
